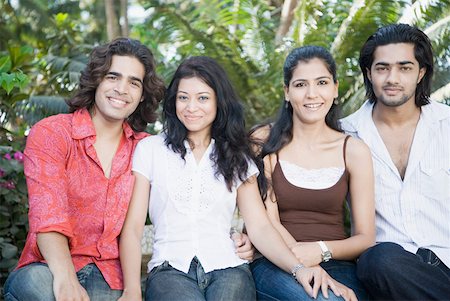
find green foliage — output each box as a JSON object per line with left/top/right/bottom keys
{"left": 0, "top": 139, "right": 28, "bottom": 288}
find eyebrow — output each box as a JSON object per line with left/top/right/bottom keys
{"left": 374, "top": 61, "right": 415, "bottom": 66}
{"left": 107, "top": 71, "right": 144, "bottom": 85}
{"left": 292, "top": 76, "right": 332, "bottom": 82}
{"left": 177, "top": 90, "right": 211, "bottom": 95}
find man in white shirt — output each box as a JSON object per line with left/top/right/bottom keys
{"left": 340, "top": 24, "right": 450, "bottom": 299}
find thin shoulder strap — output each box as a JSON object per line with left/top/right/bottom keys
{"left": 343, "top": 135, "right": 351, "bottom": 167}
{"left": 275, "top": 151, "right": 279, "bottom": 162}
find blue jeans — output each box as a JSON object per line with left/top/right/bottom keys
{"left": 3, "top": 263, "right": 122, "bottom": 301}
{"left": 250, "top": 257, "right": 369, "bottom": 301}
{"left": 357, "top": 242, "right": 450, "bottom": 300}
{"left": 145, "top": 257, "right": 256, "bottom": 301}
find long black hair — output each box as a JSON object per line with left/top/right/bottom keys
{"left": 163, "top": 56, "right": 255, "bottom": 191}
{"left": 258, "top": 45, "right": 342, "bottom": 200}
{"left": 359, "top": 24, "right": 433, "bottom": 106}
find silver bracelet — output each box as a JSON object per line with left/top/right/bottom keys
{"left": 291, "top": 263, "right": 304, "bottom": 279}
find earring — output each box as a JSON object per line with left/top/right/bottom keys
{"left": 285, "top": 100, "right": 289, "bottom": 109}
{"left": 333, "top": 98, "right": 339, "bottom": 105}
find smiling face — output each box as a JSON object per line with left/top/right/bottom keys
{"left": 285, "top": 57, "right": 338, "bottom": 126}
{"left": 175, "top": 77, "right": 217, "bottom": 139}
{"left": 368, "top": 43, "right": 426, "bottom": 108}
{"left": 93, "top": 55, "right": 145, "bottom": 125}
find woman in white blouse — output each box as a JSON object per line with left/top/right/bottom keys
{"left": 118, "top": 56, "right": 354, "bottom": 301}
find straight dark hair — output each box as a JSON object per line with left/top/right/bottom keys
{"left": 359, "top": 23, "right": 434, "bottom": 106}
{"left": 67, "top": 37, "right": 165, "bottom": 132}
{"left": 163, "top": 56, "right": 255, "bottom": 191}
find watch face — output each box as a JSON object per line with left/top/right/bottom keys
{"left": 322, "top": 251, "right": 332, "bottom": 262}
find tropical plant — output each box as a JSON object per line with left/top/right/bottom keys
{"left": 135, "top": 0, "right": 450, "bottom": 123}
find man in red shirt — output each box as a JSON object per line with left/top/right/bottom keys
{"left": 4, "top": 38, "right": 165, "bottom": 301}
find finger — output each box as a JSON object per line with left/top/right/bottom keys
{"left": 321, "top": 279, "right": 329, "bottom": 299}
{"left": 328, "top": 280, "right": 341, "bottom": 298}
{"left": 312, "top": 273, "right": 321, "bottom": 299}
{"left": 348, "top": 289, "right": 357, "bottom": 301}
{"left": 236, "top": 250, "right": 253, "bottom": 261}
{"left": 231, "top": 232, "right": 243, "bottom": 247}
{"left": 298, "top": 274, "right": 314, "bottom": 298}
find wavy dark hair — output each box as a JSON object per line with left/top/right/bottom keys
{"left": 163, "top": 56, "right": 255, "bottom": 191}
{"left": 359, "top": 23, "right": 433, "bottom": 106}
{"left": 258, "top": 45, "right": 342, "bottom": 200}
{"left": 66, "top": 37, "right": 165, "bottom": 132}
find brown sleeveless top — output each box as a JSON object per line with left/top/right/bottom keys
{"left": 272, "top": 136, "right": 350, "bottom": 242}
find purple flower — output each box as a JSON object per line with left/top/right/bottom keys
{"left": 4, "top": 153, "right": 12, "bottom": 160}
{"left": 13, "top": 151, "right": 24, "bottom": 163}
{"left": 0, "top": 181, "right": 15, "bottom": 190}
{"left": 0, "top": 168, "right": 4, "bottom": 178}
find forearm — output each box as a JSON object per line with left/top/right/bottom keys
{"left": 271, "top": 220, "right": 297, "bottom": 248}
{"left": 325, "top": 233, "right": 375, "bottom": 261}
{"left": 247, "top": 222, "right": 299, "bottom": 273}
{"left": 37, "top": 232, "right": 77, "bottom": 280}
{"left": 120, "top": 229, "right": 144, "bottom": 296}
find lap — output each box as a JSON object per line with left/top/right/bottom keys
{"left": 3, "top": 263, "right": 121, "bottom": 301}
{"left": 250, "top": 257, "right": 343, "bottom": 301}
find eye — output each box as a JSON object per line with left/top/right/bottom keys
{"left": 130, "top": 80, "right": 142, "bottom": 88}
{"left": 198, "top": 96, "right": 209, "bottom": 102}
{"left": 177, "top": 95, "right": 188, "bottom": 102}
{"left": 318, "top": 80, "right": 329, "bottom": 85}
{"left": 400, "top": 66, "right": 412, "bottom": 71}
{"left": 375, "top": 66, "right": 388, "bottom": 72}
{"left": 105, "top": 74, "right": 118, "bottom": 80}
{"left": 294, "top": 82, "right": 306, "bottom": 88}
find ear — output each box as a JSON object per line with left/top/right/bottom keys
{"left": 140, "top": 96, "right": 144, "bottom": 103}
{"left": 284, "top": 85, "right": 289, "bottom": 101}
{"left": 417, "top": 67, "right": 426, "bottom": 84}
{"left": 366, "top": 68, "right": 372, "bottom": 82}
{"left": 334, "top": 80, "right": 339, "bottom": 99}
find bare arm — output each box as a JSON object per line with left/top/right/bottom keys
{"left": 37, "top": 233, "right": 89, "bottom": 301}
{"left": 118, "top": 172, "right": 150, "bottom": 301}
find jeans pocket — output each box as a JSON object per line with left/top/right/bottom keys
{"left": 4, "top": 292, "right": 20, "bottom": 301}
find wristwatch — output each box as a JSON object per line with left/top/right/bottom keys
{"left": 317, "top": 241, "right": 332, "bottom": 262}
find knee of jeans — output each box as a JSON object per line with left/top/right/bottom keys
{"left": 4, "top": 264, "right": 54, "bottom": 299}
{"left": 357, "top": 242, "right": 403, "bottom": 277}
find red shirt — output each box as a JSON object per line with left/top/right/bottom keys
{"left": 17, "top": 109, "right": 148, "bottom": 289}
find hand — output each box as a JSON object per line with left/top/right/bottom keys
{"left": 332, "top": 280, "right": 358, "bottom": 301}
{"left": 53, "top": 274, "right": 90, "bottom": 301}
{"left": 118, "top": 289, "right": 142, "bottom": 301}
{"left": 290, "top": 241, "right": 322, "bottom": 267}
{"left": 231, "top": 232, "right": 255, "bottom": 261}
{"left": 295, "top": 265, "right": 343, "bottom": 299}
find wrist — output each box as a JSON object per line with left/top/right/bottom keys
{"left": 316, "top": 241, "right": 332, "bottom": 262}
{"left": 291, "top": 263, "right": 304, "bottom": 279}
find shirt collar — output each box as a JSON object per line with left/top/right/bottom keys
{"left": 72, "top": 108, "right": 148, "bottom": 140}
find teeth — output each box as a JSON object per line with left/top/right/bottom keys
{"left": 109, "top": 97, "right": 127, "bottom": 105}
{"left": 304, "top": 103, "right": 322, "bottom": 108}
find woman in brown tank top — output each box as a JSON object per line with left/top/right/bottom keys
{"left": 250, "top": 46, "right": 375, "bottom": 301}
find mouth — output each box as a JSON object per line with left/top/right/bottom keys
{"left": 304, "top": 103, "right": 323, "bottom": 110}
{"left": 383, "top": 86, "right": 403, "bottom": 95}
{"left": 107, "top": 96, "right": 129, "bottom": 107}
{"left": 184, "top": 115, "right": 202, "bottom": 121}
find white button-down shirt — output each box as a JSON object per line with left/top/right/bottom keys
{"left": 132, "top": 134, "right": 258, "bottom": 273}
{"left": 341, "top": 100, "right": 450, "bottom": 267}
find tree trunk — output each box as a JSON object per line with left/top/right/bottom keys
{"left": 105, "top": 0, "right": 120, "bottom": 40}
{"left": 120, "top": 0, "right": 129, "bottom": 37}
{"left": 275, "top": 0, "right": 298, "bottom": 43}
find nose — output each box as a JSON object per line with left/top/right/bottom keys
{"left": 114, "top": 79, "right": 128, "bottom": 95}
{"left": 306, "top": 85, "right": 318, "bottom": 98}
{"left": 185, "top": 99, "right": 197, "bottom": 112}
{"left": 386, "top": 68, "right": 400, "bottom": 84}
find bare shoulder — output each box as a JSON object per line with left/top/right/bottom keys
{"left": 345, "top": 136, "right": 372, "bottom": 166}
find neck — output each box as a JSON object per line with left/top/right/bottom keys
{"left": 187, "top": 132, "right": 211, "bottom": 149}
{"left": 291, "top": 119, "right": 331, "bottom": 147}
{"left": 91, "top": 111, "right": 124, "bottom": 140}
{"left": 372, "top": 100, "right": 421, "bottom": 128}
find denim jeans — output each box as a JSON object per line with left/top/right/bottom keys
{"left": 250, "top": 257, "right": 369, "bottom": 301}
{"left": 357, "top": 242, "right": 450, "bottom": 300}
{"left": 145, "top": 257, "right": 256, "bottom": 301}
{"left": 3, "top": 263, "right": 122, "bottom": 301}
